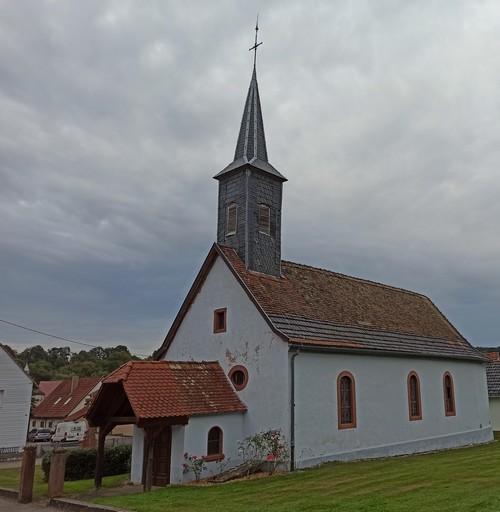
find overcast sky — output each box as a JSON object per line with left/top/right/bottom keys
{"left": 1, "top": 0, "right": 499, "bottom": 357}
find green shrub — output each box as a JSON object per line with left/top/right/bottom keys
{"left": 42, "top": 444, "right": 131, "bottom": 481}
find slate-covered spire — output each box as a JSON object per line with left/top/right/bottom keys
{"left": 234, "top": 66, "right": 268, "bottom": 163}
{"left": 214, "top": 29, "right": 286, "bottom": 277}
{"left": 214, "top": 67, "right": 286, "bottom": 181}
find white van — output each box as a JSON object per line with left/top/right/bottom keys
{"left": 52, "top": 421, "right": 86, "bottom": 443}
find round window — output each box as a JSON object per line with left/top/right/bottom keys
{"left": 228, "top": 365, "right": 249, "bottom": 391}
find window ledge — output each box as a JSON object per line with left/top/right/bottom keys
{"left": 205, "top": 453, "right": 224, "bottom": 463}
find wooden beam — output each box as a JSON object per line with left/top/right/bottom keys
{"left": 94, "top": 422, "right": 114, "bottom": 489}
{"left": 137, "top": 416, "right": 188, "bottom": 429}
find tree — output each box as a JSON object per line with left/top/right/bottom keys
{"left": 29, "top": 361, "right": 54, "bottom": 383}
{"left": 9, "top": 344, "right": 140, "bottom": 382}
{"left": 47, "top": 347, "right": 71, "bottom": 369}
{"left": 20, "top": 345, "right": 48, "bottom": 365}
{"left": 88, "top": 347, "right": 107, "bottom": 360}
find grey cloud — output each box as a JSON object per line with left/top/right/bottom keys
{"left": 1, "top": 0, "right": 499, "bottom": 355}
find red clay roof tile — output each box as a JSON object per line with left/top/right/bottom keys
{"left": 99, "top": 360, "right": 246, "bottom": 420}
{"left": 32, "top": 376, "right": 102, "bottom": 419}
{"left": 219, "top": 244, "right": 459, "bottom": 341}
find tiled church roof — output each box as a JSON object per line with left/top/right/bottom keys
{"left": 101, "top": 360, "right": 246, "bottom": 419}
{"left": 217, "top": 245, "right": 483, "bottom": 361}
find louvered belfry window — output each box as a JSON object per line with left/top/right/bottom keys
{"left": 226, "top": 203, "right": 237, "bottom": 236}
{"left": 259, "top": 204, "right": 271, "bottom": 235}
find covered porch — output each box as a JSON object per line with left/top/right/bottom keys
{"left": 86, "top": 360, "right": 246, "bottom": 491}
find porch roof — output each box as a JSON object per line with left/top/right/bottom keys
{"left": 86, "top": 360, "right": 246, "bottom": 427}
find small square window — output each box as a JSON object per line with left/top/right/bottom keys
{"left": 213, "top": 308, "right": 227, "bottom": 333}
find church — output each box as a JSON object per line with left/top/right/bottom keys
{"left": 88, "top": 39, "right": 492, "bottom": 488}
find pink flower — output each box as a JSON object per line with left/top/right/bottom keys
{"left": 276, "top": 451, "right": 281, "bottom": 456}
{"left": 202, "top": 455, "right": 207, "bottom": 459}
{"left": 267, "top": 454, "right": 275, "bottom": 461}
{"left": 184, "top": 452, "right": 188, "bottom": 458}
{"left": 193, "top": 455, "right": 197, "bottom": 459}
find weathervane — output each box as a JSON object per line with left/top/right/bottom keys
{"left": 249, "top": 15, "right": 262, "bottom": 67}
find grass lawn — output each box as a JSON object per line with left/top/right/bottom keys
{"left": 0, "top": 465, "right": 128, "bottom": 501}
{"left": 91, "top": 438, "right": 500, "bottom": 512}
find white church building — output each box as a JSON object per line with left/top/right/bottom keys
{"left": 88, "top": 48, "right": 492, "bottom": 488}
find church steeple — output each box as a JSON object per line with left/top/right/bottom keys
{"left": 214, "top": 26, "right": 286, "bottom": 277}
{"left": 214, "top": 67, "right": 286, "bottom": 181}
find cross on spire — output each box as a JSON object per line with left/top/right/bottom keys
{"left": 249, "top": 15, "right": 262, "bottom": 68}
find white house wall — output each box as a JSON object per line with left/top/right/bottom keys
{"left": 293, "top": 351, "right": 492, "bottom": 468}
{"left": 488, "top": 397, "right": 500, "bottom": 431}
{"left": 0, "top": 347, "right": 33, "bottom": 448}
{"left": 164, "top": 255, "right": 290, "bottom": 438}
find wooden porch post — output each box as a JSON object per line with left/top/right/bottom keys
{"left": 94, "top": 423, "right": 113, "bottom": 489}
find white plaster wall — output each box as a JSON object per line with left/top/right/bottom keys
{"left": 294, "top": 352, "right": 492, "bottom": 467}
{"left": 164, "top": 256, "right": 290, "bottom": 438}
{"left": 130, "top": 426, "right": 144, "bottom": 484}
{"left": 0, "top": 347, "right": 33, "bottom": 448}
{"left": 488, "top": 397, "right": 500, "bottom": 431}
{"left": 171, "top": 413, "right": 245, "bottom": 484}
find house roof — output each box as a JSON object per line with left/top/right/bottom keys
{"left": 156, "top": 244, "right": 484, "bottom": 362}
{"left": 32, "top": 376, "right": 102, "bottom": 419}
{"left": 87, "top": 361, "right": 246, "bottom": 425}
{"left": 38, "top": 380, "right": 63, "bottom": 398}
{"left": 486, "top": 361, "right": 500, "bottom": 397}
{"left": 65, "top": 405, "right": 89, "bottom": 422}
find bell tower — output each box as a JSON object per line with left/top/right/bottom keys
{"left": 214, "top": 23, "right": 286, "bottom": 277}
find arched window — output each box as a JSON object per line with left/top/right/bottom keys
{"left": 207, "top": 426, "right": 223, "bottom": 461}
{"left": 337, "top": 371, "right": 356, "bottom": 429}
{"left": 259, "top": 204, "right": 271, "bottom": 235}
{"left": 226, "top": 203, "right": 237, "bottom": 236}
{"left": 407, "top": 371, "right": 422, "bottom": 421}
{"left": 443, "top": 372, "right": 456, "bottom": 416}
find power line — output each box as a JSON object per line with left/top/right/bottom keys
{"left": 0, "top": 318, "right": 150, "bottom": 358}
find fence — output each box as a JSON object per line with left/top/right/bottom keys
{"left": 0, "top": 435, "right": 133, "bottom": 459}
{"left": 0, "top": 446, "right": 24, "bottom": 461}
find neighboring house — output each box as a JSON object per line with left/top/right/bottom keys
{"left": 88, "top": 61, "right": 492, "bottom": 488}
{"left": 0, "top": 344, "right": 33, "bottom": 448}
{"left": 31, "top": 376, "right": 101, "bottom": 431}
{"left": 32, "top": 380, "right": 63, "bottom": 408}
{"left": 485, "top": 352, "right": 500, "bottom": 431}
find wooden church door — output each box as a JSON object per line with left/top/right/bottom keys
{"left": 152, "top": 426, "right": 172, "bottom": 486}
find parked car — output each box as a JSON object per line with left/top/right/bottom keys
{"left": 27, "top": 428, "right": 53, "bottom": 442}
{"left": 52, "top": 421, "right": 86, "bottom": 443}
